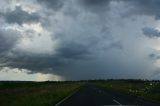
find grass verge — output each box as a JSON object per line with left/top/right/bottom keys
{"left": 0, "top": 81, "right": 83, "bottom": 106}
{"left": 92, "top": 80, "right": 160, "bottom": 102}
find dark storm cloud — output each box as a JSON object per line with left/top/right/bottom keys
{"left": 149, "top": 53, "right": 156, "bottom": 59}
{"left": 149, "top": 53, "right": 160, "bottom": 60}
{"left": 1, "top": 0, "right": 160, "bottom": 80}
{"left": 0, "top": 39, "right": 91, "bottom": 73}
{"left": 3, "top": 54, "right": 58, "bottom": 73}
{"left": 125, "top": 0, "right": 160, "bottom": 19}
{"left": 78, "top": 0, "right": 160, "bottom": 20}
{"left": 81, "top": 0, "right": 110, "bottom": 6}
{"left": 0, "top": 6, "right": 40, "bottom": 25}
{"left": 57, "top": 42, "right": 91, "bottom": 60}
{"left": 0, "top": 29, "right": 20, "bottom": 69}
{"left": 0, "top": 29, "right": 19, "bottom": 55}
{"left": 107, "top": 41, "right": 123, "bottom": 50}
{"left": 142, "top": 27, "right": 160, "bottom": 38}
{"left": 39, "top": 0, "right": 64, "bottom": 10}
{"left": 2, "top": 41, "right": 122, "bottom": 72}
{"left": 0, "top": 0, "right": 125, "bottom": 80}
{"left": 78, "top": 0, "right": 111, "bottom": 13}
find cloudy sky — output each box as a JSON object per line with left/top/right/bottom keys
{"left": 1, "top": 0, "right": 160, "bottom": 81}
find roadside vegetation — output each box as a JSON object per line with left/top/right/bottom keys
{"left": 0, "top": 81, "right": 83, "bottom": 106}
{"left": 1, "top": 80, "right": 160, "bottom": 106}
{"left": 92, "top": 79, "right": 160, "bottom": 102}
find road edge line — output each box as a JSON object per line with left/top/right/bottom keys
{"left": 54, "top": 86, "right": 82, "bottom": 106}
{"left": 113, "top": 99, "right": 122, "bottom": 105}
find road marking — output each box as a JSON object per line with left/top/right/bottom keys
{"left": 55, "top": 88, "right": 80, "bottom": 106}
{"left": 113, "top": 99, "right": 122, "bottom": 105}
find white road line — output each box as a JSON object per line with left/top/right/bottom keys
{"left": 55, "top": 88, "right": 79, "bottom": 106}
{"left": 113, "top": 99, "right": 122, "bottom": 105}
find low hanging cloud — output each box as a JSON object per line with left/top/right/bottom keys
{"left": 1, "top": 0, "right": 160, "bottom": 80}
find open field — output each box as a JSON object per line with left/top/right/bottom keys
{"left": 92, "top": 80, "right": 160, "bottom": 102}
{"left": 0, "top": 80, "right": 160, "bottom": 106}
{"left": 0, "top": 81, "right": 83, "bottom": 106}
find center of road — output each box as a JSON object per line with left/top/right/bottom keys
{"left": 55, "top": 84, "right": 160, "bottom": 106}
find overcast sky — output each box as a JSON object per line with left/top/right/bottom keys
{"left": 1, "top": 0, "right": 160, "bottom": 81}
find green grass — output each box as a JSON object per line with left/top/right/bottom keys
{"left": 92, "top": 80, "right": 160, "bottom": 102}
{"left": 0, "top": 81, "right": 83, "bottom": 106}
{"left": 1, "top": 80, "right": 160, "bottom": 106}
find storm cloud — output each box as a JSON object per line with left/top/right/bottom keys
{"left": 1, "top": 0, "right": 160, "bottom": 80}
{"left": 142, "top": 27, "right": 160, "bottom": 38}
{"left": 0, "top": 29, "right": 20, "bottom": 56}
{"left": 39, "top": 0, "right": 64, "bottom": 10}
{"left": 125, "top": 0, "right": 160, "bottom": 19}
{"left": 0, "top": 6, "right": 40, "bottom": 25}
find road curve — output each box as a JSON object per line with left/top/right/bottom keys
{"left": 56, "top": 84, "right": 160, "bottom": 106}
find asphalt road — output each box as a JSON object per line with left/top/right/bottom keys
{"left": 56, "top": 84, "right": 160, "bottom": 106}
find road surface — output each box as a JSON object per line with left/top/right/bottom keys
{"left": 56, "top": 84, "right": 160, "bottom": 106}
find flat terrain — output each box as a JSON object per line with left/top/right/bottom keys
{"left": 93, "top": 80, "right": 160, "bottom": 102}
{"left": 0, "top": 80, "right": 160, "bottom": 106}
{"left": 0, "top": 81, "right": 82, "bottom": 106}
{"left": 57, "top": 84, "right": 160, "bottom": 106}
